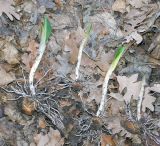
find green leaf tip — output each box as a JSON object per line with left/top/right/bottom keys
{"left": 42, "top": 17, "right": 52, "bottom": 43}
{"left": 85, "top": 23, "right": 92, "bottom": 37}
{"left": 114, "top": 46, "right": 125, "bottom": 59}
{"left": 110, "top": 46, "right": 125, "bottom": 71}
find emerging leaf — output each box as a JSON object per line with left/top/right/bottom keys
{"left": 111, "top": 46, "right": 125, "bottom": 71}
{"left": 41, "top": 17, "right": 52, "bottom": 43}
{"left": 85, "top": 23, "right": 92, "bottom": 38}
{"left": 114, "top": 46, "right": 125, "bottom": 60}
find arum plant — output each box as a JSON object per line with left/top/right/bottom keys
{"left": 96, "top": 46, "right": 125, "bottom": 116}
{"left": 75, "top": 23, "right": 92, "bottom": 80}
{"left": 29, "top": 17, "right": 52, "bottom": 96}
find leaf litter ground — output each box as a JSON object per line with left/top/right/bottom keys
{"left": 0, "top": 0, "right": 160, "bottom": 146}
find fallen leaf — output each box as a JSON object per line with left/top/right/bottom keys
{"left": 85, "top": 77, "right": 103, "bottom": 104}
{"left": 2, "top": 42, "right": 19, "bottom": 65}
{"left": 37, "top": 0, "right": 55, "bottom": 9}
{"left": 0, "top": 0, "right": 20, "bottom": 21}
{"left": 81, "top": 53, "right": 96, "bottom": 68}
{"left": 96, "top": 49, "right": 115, "bottom": 72}
{"left": 21, "top": 40, "right": 38, "bottom": 70}
{"left": 0, "top": 118, "right": 17, "bottom": 146}
{"left": 117, "top": 74, "right": 142, "bottom": 103}
{"left": 34, "top": 127, "right": 64, "bottom": 146}
{"left": 128, "top": 0, "right": 151, "bottom": 8}
{"left": 120, "top": 118, "right": 140, "bottom": 134}
{"left": 64, "top": 27, "right": 84, "bottom": 64}
{"left": 49, "top": 14, "right": 73, "bottom": 30}
{"left": 150, "top": 84, "right": 160, "bottom": 93}
{"left": 38, "top": 117, "right": 46, "bottom": 129}
{"left": 0, "top": 65, "right": 15, "bottom": 86}
{"left": 125, "top": 31, "right": 143, "bottom": 44}
{"left": 101, "top": 134, "right": 117, "bottom": 146}
{"left": 89, "top": 12, "right": 123, "bottom": 39}
{"left": 56, "top": 53, "right": 72, "bottom": 77}
{"left": 107, "top": 117, "right": 132, "bottom": 137}
{"left": 108, "top": 99, "right": 125, "bottom": 116}
{"left": 142, "top": 87, "right": 156, "bottom": 112}
{"left": 123, "top": 3, "right": 159, "bottom": 34}
{"left": 112, "top": 0, "right": 126, "bottom": 13}
{"left": 109, "top": 93, "right": 124, "bottom": 101}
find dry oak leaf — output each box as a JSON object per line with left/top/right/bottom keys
{"left": 0, "top": 0, "right": 20, "bottom": 21}
{"left": 125, "top": 31, "right": 143, "bottom": 44}
{"left": 150, "top": 84, "right": 160, "bottom": 93}
{"left": 107, "top": 99, "right": 125, "bottom": 116}
{"left": 64, "top": 27, "right": 84, "bottom": 64}
{"left": 128, "top": 0, "right": 151, "bottom": 8}
{"left": 117, "top": 74, "right": 142, "bottom": 103}
{"left": 21, "top": 40, "right": 39, "bottom": 70}
{"left": 34, "top": 127, "right": 64, "bottom": 146}
{"left": 107, "top": 117, "right": 132, "bottom": 137}
{"left": 112, "top": 0, "right": 126, "bottom": 13}
{"left": 2, "top": 42, "right": 19, "bottom": 65}
{"left": 96, "top": 49, "right": 115, "bottom": 72}
{"left": 101, "top": 134, "right": 117, "bottom": 146}
{"left": 89, "top": 12, "right": 123, "bottom": 39}
{"left": 142, "top": 87, "right": 156, "bottom": 112}
{"left": 0, "top": 65, "right": 15, "bottom": 86}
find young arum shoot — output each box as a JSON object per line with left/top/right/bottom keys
{"left": 29, "top": 17, "right": 52, "bottom": 96}
{"left": 75, "top": 23, "right": 92, "bottom": 80}
{"left": 96, "top": 46, "right": 125, "bottom": 116}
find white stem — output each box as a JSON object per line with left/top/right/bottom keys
{"left": 96, "top": 69, "right": 112, "bottom": 116}
{"left": 137, "top": 76, "right": 146, "bottom": 120}
{"left": 75, "top": 38, "right": 88, "bottom": 80}
{"left": 29, "top": 41, "right": 46, "bottom": 96}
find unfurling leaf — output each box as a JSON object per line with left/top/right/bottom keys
{"left": 41, "top": 17, "right": 52, "bottom": 43}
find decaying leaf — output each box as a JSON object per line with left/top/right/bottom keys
{"left": 96, "top": 49, "right": 115, "bottom": 72}
{"left": 56, "top": 53, "right": 72, "bottom": 77}
{"left": 101, "top": 134, "right": 117, "bottom": 146}
{"left": 112, "top": 0, "right": 126, "bottom": 13}
{"left": 107, "top": 117, "right": 132, "bottom": 137}
{"left": 128, "top": 0, "right": 151, "bottom": 8}
{"left": 150, "top": 84, "right": 160, "bottom": 93}
{"left": 89, "top": 12, "right": 123, "bottom": 40}
{"left": 2, "top": 42, "right": 19, "bottom": 65}
{"left": 64, "top": 27, "right": 84, "bottom": 64}
{"left": 0, "top": 0, "right": 20, "bottom": 21}
{"left": 21, "top": 40, "right": 39, "bottom": 70}
{"left": 125, "top": 31, "right": 143, "bottom": 44}
{"left": 117, "top": 74, "right": 142, "bottom": 103}
{"left": 107, "top": 99, "right": 125, "bottom": 116}
{"left": 34, "top": 127, "right": 64, "bottom": 146}
{"left": 124, "top": 3, "right": 159, "bottom": 34}
{"left": 142, "top": 87, "right": 156, "bottom": 112}
{"left": 0, "top": 65, "right": 15, "bottom": 86}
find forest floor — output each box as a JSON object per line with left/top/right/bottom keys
{"left": 0, "top": 0, "right": 160, "bottom": 146}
